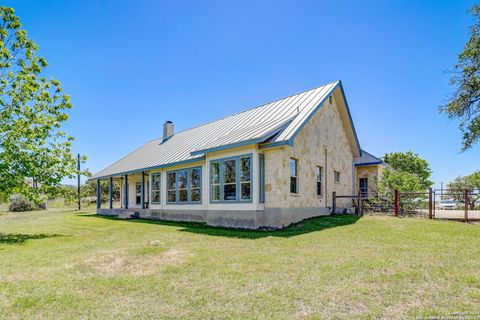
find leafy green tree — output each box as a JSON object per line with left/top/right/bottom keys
{"left": 376, "top": 169, "right": 423, "bottom": 194}
{"left": 440, "top": 5, "right": 480, "bottom": 150}
{"left": 0, "top": 7, "right": 85, "bottom": 203}
{"left": 81, "top": 180, "right": 120, "bottom": 204}
{"left": 382, "top": 151, "right": 433, "bottom": 190}
{"left": 446, "top": 171, "right": 480, "bottom": 209}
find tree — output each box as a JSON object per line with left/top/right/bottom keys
{"left": 446, "top": 171, "right": 480, "bottom": 209}
{"left": 376, "top": 169, "right": 423, "bottom": 194}
{"left": 81, "top": 180, "right": 120, "bottom": 204}
{"left": 440, "top": 5, "right": 480, "bottom": 150}
{"left": 382, "top": 151, "right": 433, "bottom": 190}
{"left": 0, "top": 7, "right": 85, "bottom": 203}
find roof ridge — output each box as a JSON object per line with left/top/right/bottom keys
{"left": 147, "top": 80, "right": 340, "bottom": 142}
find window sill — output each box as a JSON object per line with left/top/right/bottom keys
{"left": 209, "top": 202, "right": 253, "bottom": 204}
{"left": 290, "top": 193, "right": 300, "bottom": 197}
{"left": 166, "top": 202, "right": 202, "bottom": 205}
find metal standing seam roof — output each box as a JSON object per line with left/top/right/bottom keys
{"left": 91, "top": 80, "right": 355, "bottom": 179}
{"left": 354, "top": 150, "right": 384, "bottom": 166}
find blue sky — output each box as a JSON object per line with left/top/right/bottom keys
{"left": 6, "top": 0, "right": 479, "bottom": 187}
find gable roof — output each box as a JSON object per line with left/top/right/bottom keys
{"left": 354, "top": 150, "right": 384, "bottom": 166}
{"left": 91, "top": 80, "right": 361, "bottom": 179}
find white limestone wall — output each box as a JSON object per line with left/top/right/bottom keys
{"left": 264, "top": 95, "right": 355, "bottom": 211}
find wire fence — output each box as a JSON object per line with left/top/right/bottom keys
{"left": 332, "top": 188, "right": 480, "bottom": 222}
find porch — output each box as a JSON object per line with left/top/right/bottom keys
{"left": 95, "top": 171, "right": 151, "bottom": 211}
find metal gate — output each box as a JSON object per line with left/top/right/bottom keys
{"left": 395, "top": 188, "right": 480, "bottom": 222}
{"left": 432, "top": 189, "right": 480, "bottom": 221}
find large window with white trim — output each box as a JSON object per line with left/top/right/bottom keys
{"left": 210, "top": 154, "right": 252, "bottom": 202}
{"left": 166, "top": 167, "right": 202, "bottom": 204}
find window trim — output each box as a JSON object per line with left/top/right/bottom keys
{"left": 151, "top": 172, "right": 161, "bottom": 204}
{"left": 316, "top": 166, "right": 323, "bottom": 197}
{"left": 209, "top": 153, "right": 253, "bottom": 204}
{"left": 166, "top": 166, "right": 203, "bottom": 205}
{"left": 334, "top": 170, "right": 341, "bottom": 184}
{"left": 290, "top": 158, "right": 298, "bottom": 194}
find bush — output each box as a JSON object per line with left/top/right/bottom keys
{"left": 8, "top": 195, "right": 37, "bottom": 212}
{"left": 38, "top": 202, "right": 47, "bottom": 210}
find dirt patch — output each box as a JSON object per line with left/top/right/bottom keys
{"left": 84, "top": 248, "right": 187, "bottom": 276}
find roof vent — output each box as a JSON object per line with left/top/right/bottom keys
{"left": 163, "top": 121, "right": 174, "bottom": 141}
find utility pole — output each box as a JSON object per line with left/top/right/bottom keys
{"left": 77, "top": 153, "right": 81, "bottom": 210}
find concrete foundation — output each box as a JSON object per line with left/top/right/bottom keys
{"left": 97, "top": 207, "right": 331, "bottom": 229}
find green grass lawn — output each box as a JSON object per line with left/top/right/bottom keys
{"left": 1, "top": 210, "right": 480, "bottom": 319}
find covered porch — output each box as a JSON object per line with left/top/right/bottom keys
{"left": 95, "top": 171, "right": 151, "bottom": 212}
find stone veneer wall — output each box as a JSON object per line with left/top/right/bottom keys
{"left": 356, "top": 164, "right": 385, "bottom": 195}
{"left": 264, "top": 95, "right": 355, "bottom": 214}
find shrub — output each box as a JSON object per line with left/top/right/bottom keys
{"left": 8, "top": 195, "right": 36, "bottom": 212}
{"left": 38, "top": 202, "right": 47, "bottom": 210}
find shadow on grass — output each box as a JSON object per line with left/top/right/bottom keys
{"left": 0, "top": 233, "right": 63, "bottom": 245}
{"left": 81, "top": 214, "right": 360, "bottom": 239}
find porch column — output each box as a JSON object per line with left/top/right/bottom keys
{"left": 141, "top": 171, "right": 145, "bottom": 209}
{"left": 124, "top": 174, "right": 129, "bottom": 209}
{"left": 96, "top": 179, "right": 101, "bottom": 209}
{"left": 109, "top": 177, "right": 113, "bottom": 209}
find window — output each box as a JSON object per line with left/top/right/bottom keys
{"left": 290, "top": 158, "right": 298, "bottom": 194}
{"left": 240, "top": 157, "right": 251, "bottom": 200}
{"left": 167, "top": 172, "right": 176, "bottom": 203}
{"left": 135, "top": 183, "right": 141, "bottom": 205}
{"left": 316, "top": 166, "right": 322, "bottom": 196}
{"left": 259, "top": 154, "right": 265, "bottom": 203}
{"left": 210, "top": 154, "right": 252, "bottom": 202}
{"left": 334, "top": 170, "right": 340, "bottom": 183}
{"left": 190, "top": 168, "right": 202, "bottom": 202}
{"left": 359, "top": 178, "right": 368, "bottom": 197}
{"left": 211, "top": 162, "right": 220, "bottom": 201}
{"left": 223, "top": 159, "right": 236, "bottom": 200}
{"left": 166, "top": 167, "right": 202, "bottom": 204}
{"left": 151, "top": 173, "right": 161, "bottom": 204}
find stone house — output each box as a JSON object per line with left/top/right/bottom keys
{"left": 91, "top": 80, "right": 380, "bottom": 229}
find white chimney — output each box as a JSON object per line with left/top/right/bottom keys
{"left": 163, "top": 121, "right": 174, "bottom": 141}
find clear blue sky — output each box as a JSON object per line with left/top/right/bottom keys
{"left": 6, "top": 0, "right": 479, "bottom": 187}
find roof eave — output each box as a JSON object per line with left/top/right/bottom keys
{"left": 354, "top": 161, "right": 383, "bottom": 167}
{"left": 89, "top": 156, "right": 206, "bottom": 181}
{"left": 190, "top": 119, "right": 293, "bottom": 156}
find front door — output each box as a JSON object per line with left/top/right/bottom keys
{"left": 135, "top": 183, "right": 141, "bottom": 206}
{"left": 359, "top": 178, "right": 368, "bottom": 197}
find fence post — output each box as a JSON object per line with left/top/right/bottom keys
{"left": 332, "top": 191, "right": 336, "bottom": 214}
{"left": 394, "top": 190, "right": 399, "bottom": 217}
{"left": 464, "top": 189, "right": 469, "bottom": 223}
{"left": 428, "top": 188, "right": 433, "bottom": 219}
